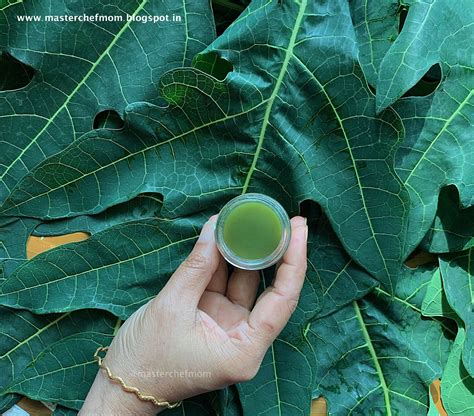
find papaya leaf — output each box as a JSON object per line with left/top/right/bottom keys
{"left": 235, "top": 211, "right": 374, "bottom": 416}
{"left": 0, "top": 306, "right": 117, "bottom": 410}
{"left": 393, "top": 68, "right": 474, "bottom": 256}
{"left": 0, "top": 0, "right": 214, "bottom": 205}
{"left": 237, "top": 267, "right": 316, "bottom": 416}
{"left": 364, "top": 0, "right": 474, "bottom": 256}
{"left": 309, "top": 264, "right": 453, "bottom": 415}
{"left": 2, "top": 0, "right": 409, "bottom": 292}
{"left": 376, "top": 0, "right": 473, "bottom": 111}
{"left": 441, "top": 327, "right": 474, "bottom": 416}
{"left": 308, "top": 213, "right": 377, "bottom": 319}
{"left": 0, "top": 216, "right": 207, "bottom": 318}
{"left": 362, "top": 0, "right": 474, "bottom": 255}
{"left": 439, "top": 249, "right": 474, "bottom": 377}
{"left": 0, "top": 0, "right": 472, "bottom": 413}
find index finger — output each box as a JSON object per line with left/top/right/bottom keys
{"left": 248, "top": 216, "right": 308, "bottom": 345}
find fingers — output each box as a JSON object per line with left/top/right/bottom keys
{"left": 206, "top": 254, "right": 228, "bottom": 294}
{"left": 249, "top": 216, "right": 308, "bottom": 344}
{"left": 226, "top": 268, "right": 260, "bottom": 310}
{"left": 165, "top": 215, "right": 221, "bottom": 303}
{"left": 269, "top": 216, "right": 307, "bottom": 300}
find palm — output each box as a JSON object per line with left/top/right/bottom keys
{"left": 197, "top": 260, "right": 260, "bottom": 333}
{"left": 199, "top": 290, "right": 251, "bottom": 330}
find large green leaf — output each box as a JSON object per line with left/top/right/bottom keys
{"left": 393, "top": 72, "right": 474, "bottom": 255}
{"left": 0, "top": 0, "right": 472, "bottom": 414}
{"left": 0, "top": 306, "right": 117, "bottom": 410}
{"left": 309, "top": 264, "right": 453, "bottom": 415}
{"left": 439, "top": 249, "right": 474, "bottom": 377}
{"left": 441, "top": 327, "right": 474, "bottom": 416}
{"left": 366, "top": 0, "right": 474, "bottom": 255}
{"left": 376, "top": 0, "right": 473, "bottom": 111}
{"left": 0, "top": 0, "right": 214, "bottom": 204}
{"left": 0, "top": 216, "right": 205, "bottom": 318}
{"left": 1, "top": 0, "right": 409, "bottom": 291}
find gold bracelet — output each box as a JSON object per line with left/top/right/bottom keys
{"left": 94, "top": 346, "right": 182, "bottom": 409}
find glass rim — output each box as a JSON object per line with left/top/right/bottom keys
{"left": 215, "top": 193, "right": 291, "bottom": 270}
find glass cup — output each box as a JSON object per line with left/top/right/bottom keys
{"left": 215, "top": 193, "right": 291, "bottom": 270}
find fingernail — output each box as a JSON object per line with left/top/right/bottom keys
{"left": 292, "top": 216, "right": 306, "bottom": 226}
{"left": 198, "top": 218, "right": 216, "bottom": 243}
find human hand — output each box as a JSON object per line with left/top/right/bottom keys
{"left": 80, "top": 215, "right": 308, "bottom": 415}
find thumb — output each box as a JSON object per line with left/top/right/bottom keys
{"left": 165, "top": 215, "right": 220, "bottom": 304}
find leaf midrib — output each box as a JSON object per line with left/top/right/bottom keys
{"left": 241, "top": 0, "right": 308, "bottom": 193}
{"left": 5, "top": 100, "right": 268, "bottom": 214}
{"left": 6, "top": 359, "right": 96, "bottom": 392}
{"left": 0, "top": 0, "right": 22, "bottom": 12}
{"left": 403, "top": 89, "right": 474, "bottom": 185}
{"left": 353, "top": 300, "right": 392, "bottom": 416}
{"left": 0, "top": 0, "right": 150, "bottom": 184}
{"left": 261, "top": 269, "right": 283, "bottom": 416}
{"left": 1, "top": 231, "right": 197, "bottom": 297}
{"left": 0, "top": 312, "right": 70, "bottom": 359}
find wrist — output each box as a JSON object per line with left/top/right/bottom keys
{"left": 80, "top": 370, "right": 164, "bottom": 416}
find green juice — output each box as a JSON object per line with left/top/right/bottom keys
{"left": 222, "top": 201, "right": 283, "bottom": 260}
